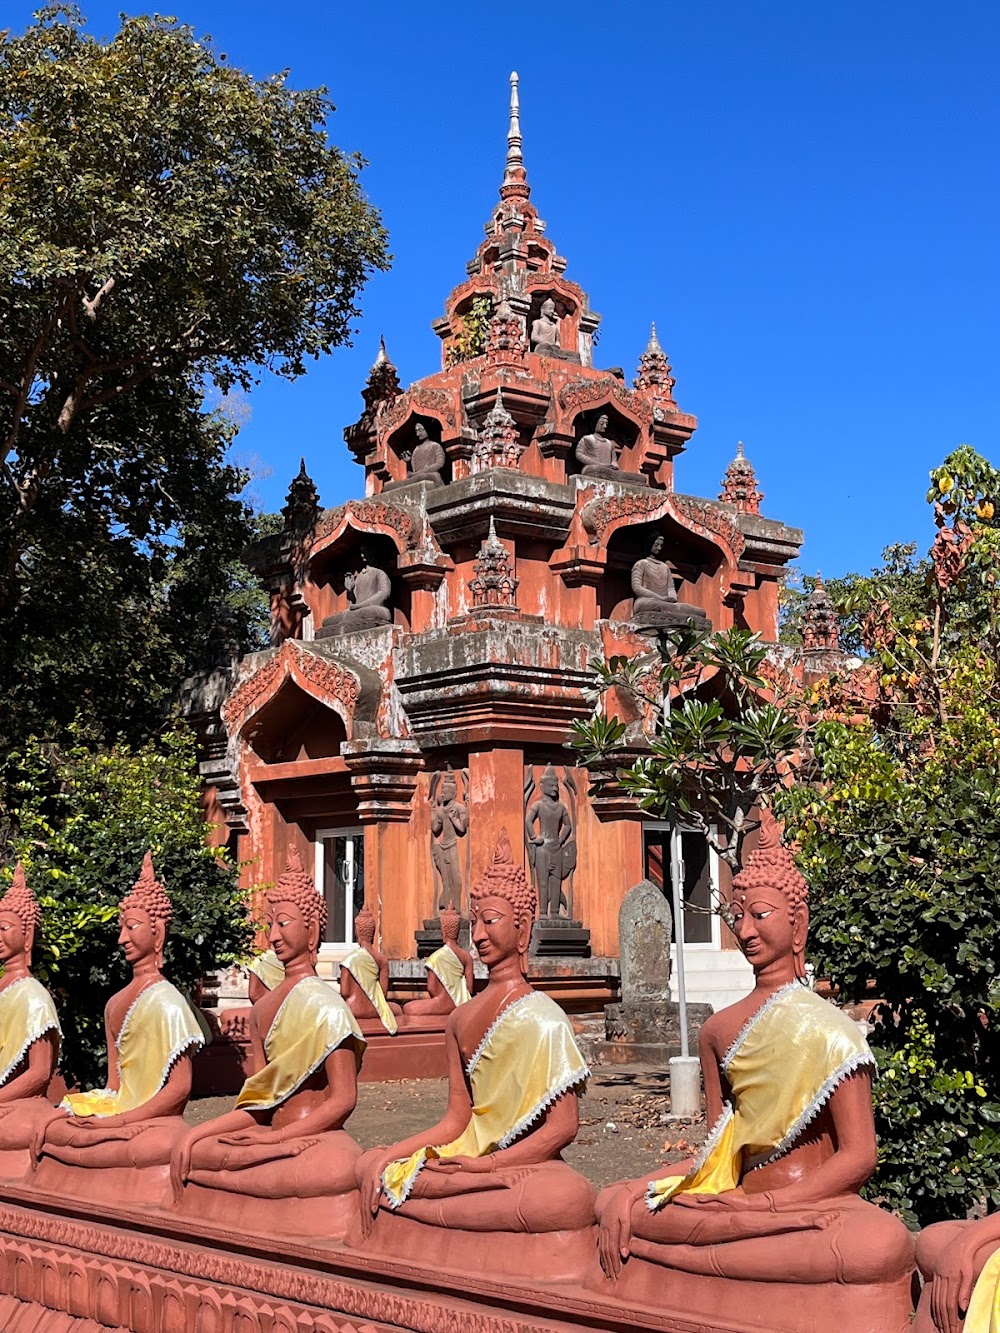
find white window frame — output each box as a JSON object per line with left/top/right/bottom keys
{"left": 314, "top": 825, "right": 364, "bottom": 954}
{"left": 644, "top": 820, "right": 722, "bottom": 950}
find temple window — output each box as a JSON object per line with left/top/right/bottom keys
{"left": 314, "top": 827, "right": 365, "bottom": 946}
{"left": 642, "top": 823, "right": 720, "bottom": 947}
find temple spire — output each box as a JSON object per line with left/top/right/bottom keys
{"left": 719, "top": 441, "right": 763, "bottom": 515}
{"left": 500, "top": 71, "right": 530, "bottom": 201}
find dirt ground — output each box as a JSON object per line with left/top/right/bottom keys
{"left": 186, "top": 1065, "right": 706, "bottom": 1192}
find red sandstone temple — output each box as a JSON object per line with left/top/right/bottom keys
{"left": 197, "top": 74, "right": 809, "bottom": 1017}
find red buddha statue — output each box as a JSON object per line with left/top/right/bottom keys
{"left": 914, "top": 1211, "right": 1000, "bottom": 1330}
{"left": 169, "top": 851, "right": 366, "bottom": 1237}
{"left": 592, "top": 810, "right": 915, "bottom": 1332}
{"left": 31, "top": 853, "right": 206, "bottom": 1206}
{"left": 403, "top": 908, "right": 474, "bottom": 1017}
{"left": 353, "top": 830, "right": 596, "bottom": 1282}
{"left": 338, "top": 904, "right": 401, "bottom": 1033}
{"left": 0, "top": 865, "right": 62, "bottom": 1174}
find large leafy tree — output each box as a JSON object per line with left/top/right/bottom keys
{"left": 778, "top": 446, "right": 1000, "bottom": 1226}
{"left": 0, "top": 5, "right": 388, "bottom": 769}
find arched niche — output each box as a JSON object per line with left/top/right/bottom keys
{"left": 600, "top": 520, "right": 723, "bottom": 622}
{"left": 568, "top": 402, "right": 642, "bottom": 479}
{"left": 245, "top": 679, "right": 348, "bottom": 764}
{"left": 308, "top": 528, "right": 411, "bottom": 633}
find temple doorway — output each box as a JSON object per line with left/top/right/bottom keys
{"left": 314, "top": 827, "right": 365, "bottom": 950}
{"left": 642, "top": 822, "right": 752, "bottom": 1011}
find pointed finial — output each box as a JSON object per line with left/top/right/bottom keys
{"left": 646, "top": 322, "right": 663, "bottom": 354}
{"left": 488, "top": 513, "right": 499, "bottom": 540}
{"left": 373, "top": 335, "right": 389, "bottom": 368}
{"left": 507, "top": 72, "right": 523, "bottom": 172}
{"left": 736, "top": 440, "right": 745, "bottom": 459}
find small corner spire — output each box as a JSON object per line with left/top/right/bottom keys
{"left": 646, "top": 322, "right": 663, "bottom": 355}
{"left": 719, "top": 441, "right": 763, "bottom": 515}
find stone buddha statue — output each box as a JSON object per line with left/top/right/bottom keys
{"left": 575, "top": 414, "right": 622, "bottom": 481}
{"left": 383, "top": 422, "right": 446, "bottom": 491}
{"left": 354, "top": 830, "right": 596, "bottom": 1279}
{"left": 403, "top": 909, "right": 474, "bottom": 1017}
{"left": 319, "top": 543, "right": 392, "bottom": 637}
{"left": 913, "top": 1202, "right": 1000, "bottom": 1329}
{"left": 168, "top": 851, "right": 366, "bottom": 1237}
{"left": 31, "top": 854, "right": 206, "bottom": 1205}
{"left": 530, "top": 297, "right": 561, "bottom": 354}
{"left": 630, "top": 533, "right": 709, "bottom": 632}
{"left": 591, "top": 810, "right": 914, "bottom": 1330}
{"left": 0, "top": 865, "right": 62, "bottom": 1174}
{"left": 338, "top": 906, "right": 401, "bottom": 1034}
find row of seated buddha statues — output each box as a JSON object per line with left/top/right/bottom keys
{"left": 0, "top": 820, "right": 992, "bottom": 1330}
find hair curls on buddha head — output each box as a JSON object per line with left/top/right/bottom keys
{"left": 266, "top": 848, "right": 327, "bottom": 937}
{"left": 731, "top": 808, "right": 809, "bottom": 980}
{"left": 439, "top": 908, "right": 462, "bottom": 944}
{"left": 471, "top": 829, "right": 537, "bottom": 927}
{"left": 1, "top": 863, "right": 42, "bottom": 939}
{"left": 119, "top": 852, "right": 173, "bottom": 930}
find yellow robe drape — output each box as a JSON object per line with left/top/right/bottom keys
{"left": 340, "top": 947, "right": 398, "bottom": 1034}
{"left": 61, "top": 979, "right": 205, "bottom": 1118}
{"left": 0, "top": 976, "right": 61, "bottom": 1086}
{"left": 647, "top": 981, "right": 874, "bottom": 1209}
{"left": 236, "top": 975, "right": 365, "bottom": 1112}
{"left": 426, "top": 944, "right": 471, "bottom": 1008}
{"left": 382, "top": 989, "right": 589, "bottom": 1208}
{"left": 247, "top": 949, "right": 285, "bottom": 992}
{"left": 965, "top": 1249, "right": 1000, "bottom": 1332}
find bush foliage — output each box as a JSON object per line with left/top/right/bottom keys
{"left": 778, "top": 445, "right": 1000, "bottom": 1225}
{"left": 3, "top": 724, "right": 251, "bottom": 1085}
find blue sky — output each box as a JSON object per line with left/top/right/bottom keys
{"left": 12, "top": 2, "right": 1000, "bottom": 578}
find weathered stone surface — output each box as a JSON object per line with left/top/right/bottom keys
{"left": 619, "top": 878, "right": 671, "bottom": 1003}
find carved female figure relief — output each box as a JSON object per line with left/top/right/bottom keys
{"left": 429, "top": 767, "right": 469, "bottom": 914}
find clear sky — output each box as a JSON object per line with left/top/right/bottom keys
{"left": 11, "top": 1, "right": 999, "bottom": 578}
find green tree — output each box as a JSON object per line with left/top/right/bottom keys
{"left": 778, "top": 445, "right": 1000, "bottom": 1226}
{"left": 3, "top": 723, "right": 251, "bottom": 1085}
{"left": 0, "top": 4, "right": 388, "bottom": 765}
{"left": 570, "top": 625, "right": 803, "bottom": 873}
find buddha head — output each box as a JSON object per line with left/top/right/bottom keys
{"left": 266, "top": 848, "right": 325, "bottom": 965}
{"left": 354, "top": 904, "right": 377, "bottom": 949}
{"left": 647, "top": 532, "right": 666, "bottom": 559}
{"left": 414, "top": 423, "right": 429, "bottom": 444}
{"left": 730, "top": 809, "right": 809, "bottom": 982}
{"left": 0, "top": 863, "right": 42, "bottom": 968}
{"left": 118, "top": 852, "right": 173, "bottom": 971}
{"left": 541, "top": 298, "right": 557, "bottom": 321}
{"left": 440, "top": 908, "right": 462, "bottom": 946}
{"left": 470, "top": 829, "right": 536, "bottom": 975}
{"left": 595, "top": 414, "right": 609, "bottom": 436}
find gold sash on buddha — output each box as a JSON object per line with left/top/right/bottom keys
{"left": 382, "top": 989, "right": 589, "bottom": 1207}
{"left": 426, "top": 943, "right": 471, "bottom": 1008}
{"left": 647, "top": 981, "right": 874, "bottom": 1209}
{"left": 247, "top": 949, "right": 285, "bottom": 992}
{"left": 340, "top": 947, "right": 398, "bottom": 1035}
{"left": 61, "top": 979, "right": 205, "bottom": 1118}
{"left": 236, "top": 976, "right": 365, "bottom": 1112}
{"left": 0, "top": 977, "right": 61, "bottom": 1087}
{"left": 965, "top": 1249, "right": 1000, "bottom": 1331}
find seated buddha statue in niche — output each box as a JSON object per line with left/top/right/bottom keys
{"left": 32, "top": 854, "right": 206, "bottom": 1199}
{"left": 168, "top": 850, "right": 366, "bottom": 1235}
{"left": 403, "top": 908, "right": 474, "bottom": 1017}
{"left": 357, "top": 830, "right": 595, "bottom": 1240}
{"left": 592, "top": 811, "right": 914, "bottom": 1329}
{"left": 339, "top": 905, "right": 401, "bottom": 1034}
{"left": 575, "top": 414, "right": 623, "bottom": 481}
{"left": 383, "top": 422, "right": 446, "bottom": 491}
{"left": 0, "top": 865, "right": 62, "bottom": 1170}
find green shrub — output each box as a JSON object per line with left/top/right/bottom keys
{"left": 3, "top": 723, "right": 251, "bottom": 1085}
